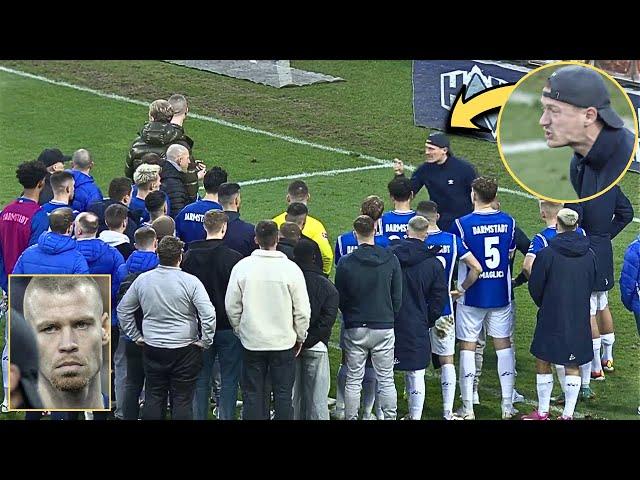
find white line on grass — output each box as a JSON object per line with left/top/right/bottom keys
{"left": 1, "top": 65, "right": 637, "bottom": 225}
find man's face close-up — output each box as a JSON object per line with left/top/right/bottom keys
{"left": 539, "top": 96, "right": 588, "bottom": 148}
{"left": 424, "top": 143, "right": 447, "bottom": 163}
{"left": 27, "top": 289, "right": 106, "bottom": 393}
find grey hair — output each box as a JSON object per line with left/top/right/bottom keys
{"left": 72, "top": 149, "right": 92, "bottom": 169}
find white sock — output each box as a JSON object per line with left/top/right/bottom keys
{"left": 554, "top": 365, "right": 566, "bottom": 393}
{"left": 563, "top": 375, "right": 581, "bottom": 418}
{"left": 441, "top": 363, "right": 456, "bottom": 417}
{"left": 362, "top": 367, "right": 377, "bottom": 418}
{"left": 601, "top": 333, "right": 615, "bottom": 362}
{"left": 459, "top": 350, "right": 475, "bottom": 412}
{"left": 536, "top": 374, "right": 553, "bottom": 414}
{"left": 336, "top": 364, "right": 347, "bottom": 411}
{"left": 496, "top": 348, "right": 515, "bottom": 410}
{"left": 590, "top": 337, "right": 602, "bottom": 373}
{"left": 405, "top": 370, "right": 425, "bottom": 420}
{"left": 580, "top": 363, "right": 591, "bottom": 387}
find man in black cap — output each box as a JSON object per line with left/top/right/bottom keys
{"left": 540, "top": 65, "right": 635, "bottom": 381}
{"left": 37, "top": 148, "right": 71, "bottom": 205}
{"left": 8, "top": 309, "right": 43, "bottom": 410}
{"left": 393, "top": 132, "right": 477, "bottom": 231}
{"left": 539, "top": 64, "right": 636, "bottom": 199}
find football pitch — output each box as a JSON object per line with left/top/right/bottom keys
{"left": 0, "top": 60, "right": 638, "bottom": 420}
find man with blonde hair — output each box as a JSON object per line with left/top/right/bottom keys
{"left": 131, "top": 163, "right": 162, "bottom": 223}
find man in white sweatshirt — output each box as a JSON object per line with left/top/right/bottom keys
{"left": 226, "top": 220, "right": 311, "bottom": 420}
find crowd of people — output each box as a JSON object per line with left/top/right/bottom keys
{"left": 1, "top": 90, "right": 638, "bottom": 420}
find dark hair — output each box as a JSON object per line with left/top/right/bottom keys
{"left": 287, "top": 180, "right": 309, "bottom": 202}
{"left": 157, "top": 236, "right": 184, "bottom": 266}
{"left": 16, "top": 161, "right": 47, "bottom": 189}
{"left": 471, "top": 177, "right": 498, "bottom": 204}
{"left": 48, "top": 208, "right": 75, "bottom": 234}
{"left": 108, "top": 177, "right": 133, "bottom": 203}
{"left": 255, "top": 220, "right": 279, "bottom": 248}
{"left": 285, "top": 202, "right": 308, "bottom": 227}
{"left": 134, "top": 226, "right": 157, "bottom": 249}
{"left": 140, "top": 152, "right": 163, "bottom": 166}
{"left": 280, "top": 222, "right": 301, "bottom": 242}
{"left": 361, "top": 195, "right": 385, "bottom": 221}
{"left": 75, "top": 212, "right": 100, "bottom": 235}
{"left": 293, "top": 238, "right": 317, "bottom": 266}
{"left": 144, "top": 191, "right": 166, "bottom": 213}
{"left": 203, "top": 210, "right": 228, "bottom": 234}
{"left": 416, "top": 200, "right": 438, "bottom": 220}
{"left": 353, "top": 215, "right": 375, "bottom": 237}
{"left": 387, "top": 177, "right": 413, "bottom": 202}
{"left": 49, "top": 171, "right": 74, "bottom": 194}
{"left": 151, "top": 216, "right": 175, "bottom": 242}
{"left": 217, "top": 182, "right": 241, "bottom": 207}
{"left": 203, "top": 167, "right": 228, "bottom": 194}
{"left": 104, "top": 204, "right": 128, "bottom": 230}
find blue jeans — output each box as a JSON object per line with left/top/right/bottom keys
{"left": 193, "top": 330, "right": 242, "bottom": 420}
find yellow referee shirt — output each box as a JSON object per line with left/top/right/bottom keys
{"left": 273, "top": 211, "right": 333, "bottom": 275}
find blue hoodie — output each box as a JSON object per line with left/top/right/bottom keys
{"left": 620, "top": 234, "right": 640, "bottom": 317}
{"left": 69, "top": 170, "right": 103, "bottom": 213}
{"left": 13, "top": 232, "right": 89, "bottom": 275}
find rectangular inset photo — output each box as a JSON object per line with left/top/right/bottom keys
{"left": 8, "top": 275, "right": 111, "bottom": 412}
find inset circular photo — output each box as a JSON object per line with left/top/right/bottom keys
{"left": 497, "top": 61, "right": 638, "bottom": 202}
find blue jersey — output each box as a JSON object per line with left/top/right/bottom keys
{"left": 381, "top": 210, "right": 416, "bottom": 242}
{"left": 527, "top": 225, "right": 586, "bottom": 257}
{"left": 452, "top": 210, "right": 516, "bottom": 308}
{"left": 175, "top": 199, "right": 223, "bottom": 245}
{"left": 41, "top": 201, "right": 79, "bottom": 217}
{"left": 130, "top": 187, "right": 172, "bottom": 223}
{"left": 334, "top": 228, "right": 389, "bottom": 265}
{"left": 425, "top": 230, "right": 471, "bottom": 316}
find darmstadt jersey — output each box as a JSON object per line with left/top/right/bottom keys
{"left": 175, "top": 199, "right": 223, "bottom": 245}
{"left": 381, "top": 210, "right": 416, "bottom": 242}
{"left": 334, "top": 218, "right": 389, "bottom": 264}
{"left": 527, "top": 225, "right": 586, "bottom": 257}
{"left": 425, "top": 229, "right": 471, "bottom": 316}
{"left": 452, "top": 210, "right": 516, "bottom": 308}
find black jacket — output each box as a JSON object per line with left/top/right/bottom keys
{"left": 570, "top": 126, "right": 635, "bottom": 199}
{"left": 223, "top": 211, "right": 258, "bottom": 258}
{"left": 390, "top": 238, "right": 448, "bottom": 371}
{"left": 529, "top": 230, "right": 597, "bottom": 365}
{"left": 160, "top": 161, "right": 193, "bottom": 218}
{"left": 181, "top": 239, "right": 243, "bottom": 331}
{"left": 38, "top": 173, "right": 54, "bottom": 206}
{"left": 277, "top": 238, "right": 296, "bottom": 260}
{"left": 87, "top": 198, "right": 141, "bottom": 245}
{"left": 335, "top": 243, "right": 402, "bottom": 329}
{"left": 570, "top": 186, "right": 634, "bottom": 291}
{"left": 297, "top": 263, "right": 339, "bottom": 348}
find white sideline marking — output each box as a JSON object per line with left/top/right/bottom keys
{"left": 501, "top": 140, "right": 549, "bottom": 154}
{"left": 1, "top": 65, "right": 637, "bottom": 225}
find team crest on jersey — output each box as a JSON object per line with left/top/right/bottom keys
{"left": 322, "top": 231, "right": 328, "bottom": 239}
{"left": 448, "top": 179, "right": 454, "bottom": 185}
{"left": 440, "top": 65, "right": 509, "bottom": 138}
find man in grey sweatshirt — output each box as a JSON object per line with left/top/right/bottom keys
{"left": 117, "top": 235, "right": 216, "bottom": 420}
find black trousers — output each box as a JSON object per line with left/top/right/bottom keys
{"left": 240, "top": 347, "right": 295, "bottom": 420}
{"left": 123, "top": 340, "right": 145, "bottom": 420}
{"left": 142, "top": 344, "right": 203, "bottom": 420}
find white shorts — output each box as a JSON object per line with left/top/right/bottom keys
{"left": 456, "top": 303, "right": 512, "bottom": 343}
{"left": 429, "top": 315, "right": 455, "bottom": 356}
{"left": 590, "top": 291, "right": 608, "bottom": 316}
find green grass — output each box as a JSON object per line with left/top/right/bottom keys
{"left": 0, "top": 61, "right": 638, "bottom": 420}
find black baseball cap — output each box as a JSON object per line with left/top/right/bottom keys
{"left": 426, "top": 132, "right": 450, "bottom": 149}
{"left": 542, "top": 66, "right": 624, "bottom": 129}
{"left": 37, "top": 148, "right": 71, "bottom": 169}
{"left": 9, "top": 309, "right": 43, "bottom": 410}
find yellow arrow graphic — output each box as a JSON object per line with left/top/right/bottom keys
{"left": 449, "top": 83, "right": 516, "bottom": 131}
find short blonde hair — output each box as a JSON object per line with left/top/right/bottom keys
{"left": 133, "top": 163, "right": 161, "bottom": 187}
{"left": 539, "top": 200, "right": 564, "bottom": 217}
{"left": 149, "top": 99, "right": 174, "bottom": 122}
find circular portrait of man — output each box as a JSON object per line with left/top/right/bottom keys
{"left": 497, "top": 61, "right": 638, "bottom": 202}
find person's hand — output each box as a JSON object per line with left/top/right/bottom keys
{"left": 434, "top": 316, "right": 454, "bottom": 339}
{"left": 294, "top": 341, "right": 303, "bottom": 357}
{"left": 135, "top": 337, "right": 145, "bottom": 346}
{"left": 196, "top": 164, "right": 207, "bottom": 180}
{"left": 393, "top": 158, "right": 404, "bottom": 176}
{"left": 450, "top": 289, "right": 464, "bottom": 301}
